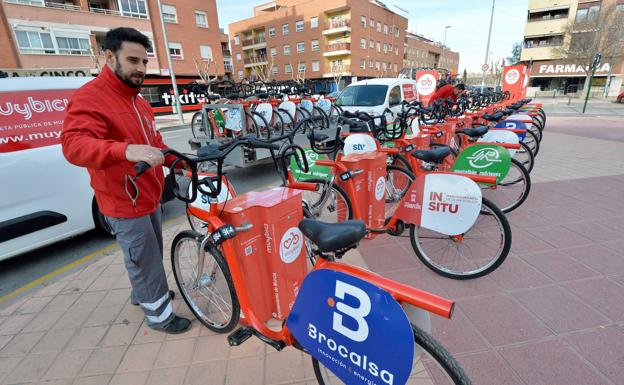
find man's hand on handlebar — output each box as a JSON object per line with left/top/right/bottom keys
{"left": 125, "top": 144, "right": 165, "bottom": 168}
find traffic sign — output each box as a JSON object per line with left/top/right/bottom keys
{"left": 481, "top": 63, "right": 489, "bottom": 72}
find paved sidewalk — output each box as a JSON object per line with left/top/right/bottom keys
{"left": 1, "top": 116, "right": 623, "bottom": 385}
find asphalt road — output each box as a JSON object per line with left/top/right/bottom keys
{"left": 0, "top": 126, "right": 282, "bottom": 305}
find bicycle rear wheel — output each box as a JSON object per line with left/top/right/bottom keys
{"left": 171, "top": 230, "right": 240, "bottom": 332}
{"left": 300, "top": 179, "right": 353, "bottom": 223}
{"left": 512, "top": 141, "right": 534, "bottom": 174}
{"left": 409, "top": 197, "right": 511, "bottom": 279}
{"left": 312, "top": 324, "right": 472, "bottom": 385}
{"left": 481, "top": 158, "right": 531, "bottom": 213}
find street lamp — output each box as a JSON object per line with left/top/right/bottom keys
{"left": 442, "top": 25, "right": 451, "bottom": 71}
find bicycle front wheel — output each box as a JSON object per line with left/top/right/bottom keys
{"left": 481, "top": 158, "right": 531, "bottom": 213}
{"left": 312, "top": 324, "right": 472, "bottom": 385}
{"left": 410, "top": 197, "right": 511, "bottom": 279}
{"left": 300, "top": 179, "right": 353, "bottom": 223}
{"left": 171, "top": 230, "right": 240, "bottom": 332}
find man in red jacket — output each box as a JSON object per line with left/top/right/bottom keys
{"left": 429, "top": 83, "right": 466, "bottom": 104}
{"left": 62, "top": 28, "right": 190, "bottom": 334}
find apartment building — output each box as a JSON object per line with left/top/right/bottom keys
{"left": 520, "top": 0, "right": 623, "bottom": 95}
{"left": 403, "top": 31, "right": 459, "bottom": 74}
{"left": 0, "top": 0, "right": 232, "bottom": 111}
{"left": 229, "top": 0, "right": 408, "bottom": 85}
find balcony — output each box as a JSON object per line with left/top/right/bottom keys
{"left": 323, "top": 43, "right": 351, "bottom": 57}
{"left": 224, "top": 63, "right": 233, "bottom": 72}
{"left": 241, "top": 36, "right": 267, "bottom": 50}
{"left": 45, "top": 1, "right": 81, "bottom": 11}
{"left": 323, "top": 64, "right": 351, "bottom": 78}
{"left": 243, "top": 55, "right": 268, "bottom": 67}
{"left": 323, "top": 19, "right": 351, "bottom": 35}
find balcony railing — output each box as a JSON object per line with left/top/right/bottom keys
{"left": 328, "top": 64, "right": 350, "bottom": 73}
{"left": 224, "top": 63, "right": 233, "bottom": 72}
{"left": 327, "top": 19, "right": 350, "bottom": 30}
{"left": 45, "top": 1, "right": 81, "bottom": 11}
{"left": 325, "top": 43, "right": 351, "bottom": 52}
{"left": 241, "top": 37, "right": 266, "bottom": 47}
{"left": 89, "top": 6, "right": 122, "bottom": 16}
{"left": 243, "top": 56, "right": 268, "bottom": 65}
{"left": 222, "top": 50, "right": 232, "bottom": 57}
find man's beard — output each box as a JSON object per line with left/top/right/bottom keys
{"left": 114, "top": 60, "right": 145, "bottom": 88}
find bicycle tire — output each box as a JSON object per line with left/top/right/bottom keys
{"left": 312, "top": 323, "right": 472, "bottom": 385}
{"left": 171, "top": 230, "right": 240, "bottom": 333}
{"left": 186, "top": 207, "right": 208, "bottom": 233}
{"left": 388, "top": 153, "right": 413, "bottom": 173}
{"left": 191, "top": 111, "right": 207, "bottom": 139}
{"left": 410, "top": 197, "right": 511, "bottom": 279}
{"left": 482, "top": 158, "right": 531, "bottom": 213}
{"left": 385, "top": 165, "right": 415, "bottom": 208}
{"left": 301, "top": 179, "right": 353, "bottom": 223}
{"left": 513, "top": 141, "right": 535, "bottom": 174}
{"left": 522, "top": 129, "right": 540, "bottom": 157}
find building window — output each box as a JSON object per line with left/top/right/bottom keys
{"left": 268, "top": 27, "right": 276, "bottom": 37}
{"left": 270, "top": 47, "right": 277, "bottom": 56}
{"left": 5, "top": 0, "right": 44, "bottom": 5}
{"left": 312, "top": 60, "right": 320, "bottom": 72}
{"left": 310, "top": 17, "right": 319, "bottom": 29}
{"left": 360, "top": 38, "right": 366, "bottom": 49}
{"left": 119, "top": 0, "right": 148, "bottom": 19}
{"left": 383, "top": 24, "right": 388, "bottom": 34}
{"left": 57, "top": 35, "right": 90, "bottom": 55}
{"left": 285, "top": 64, "right": 292, "bottom": 73}
{"left": 161, "top": 4, "right": 177, "bottom": 23}
{"left": 311, "top": 39, "right": 319, "bottom": 51}
{"left": 575, "top": 3, "right": 601, "bottom": 23}
{"left": 236, "top": 53, "right": 242, "bottom": 61}
{"left": 168, "top": 42, "right": 183, "bottom": 59}
{"left": 395, "top": 46, "right": 398, "bottom": 55}
{"left": 297, "top": 41, "right": 305, "bottom": 53}
{"left": 298, "top": 62, "right": 306, "bottom": 73}
{"left": 383, "top": 43, "right": 387, "bottom": 53}
{"left": 238, "top": 70, "right": 244, "bottom": 79}
{"left": 395, "top": 27, "right": 399, "bottom": 37}
{"left": 360, "top": 59, "right": 365, "bottom": 69}
{"left": 369, "top": 59, "right": 373, "bottom": 68}
{"left": 361, "top": 15, "right": 366, "bottom": 28}
{"left": 283, "top": 44, "right": 290, "bottom": 55}
{"left": 282, "top": 23, "right": 289, "bottom": 35}
{"left": 368, "top": 39, "right": 373, "bottom": 49}
{"left": 195, "top": 11, "right": 208, "bottom": 28}
{"left": 296, "top": 20, "right": 304, "bottom": 32}
{"left": 382, "top": 62, "right": 387, "bottom": 70}
{"left": 272, "top": 65, "right": 278, "bottom": 75}
{"left": 200, "top": 45, "right": 212, "bottom": 60}
{"left": 376, "top": 41, "right": 380, "bottom": 52}
{"left": 234, "top": 35, "right": 240, "bottom": 45}
{"left": 14, "top": 30, "right": 55, "bottom": 54}
{"left": 389, "top": 43, "right": 392, "bottom": 52}
{"left": 376, "top": 22, "right": 381, "bottom": 33}
{"left": 370, "top": 17, "right": 374, "bottom": 29}
{"left": 376, "top": 61, "right": 380, "bottom": 70}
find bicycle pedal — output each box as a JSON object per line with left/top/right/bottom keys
{"left": 227, "top": 327, "right": 253, "bottom": 346}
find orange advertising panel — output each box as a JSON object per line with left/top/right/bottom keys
{"left": 415, "top": 70, "right": 440, "bottom": 106}
{"left": 502, "top": 65, "right": 526, "bottom": 102}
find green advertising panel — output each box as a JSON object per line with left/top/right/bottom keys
{"left": 451, "top": 144, "right": 511, "bottom": 184}
{"left": 290, "top": 147, "right": 331, "bottom": 181}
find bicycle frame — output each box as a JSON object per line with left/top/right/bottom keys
{"left": 191, "top": 193, "right": 454, "bottom": 347}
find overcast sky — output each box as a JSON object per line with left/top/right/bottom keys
{"left": 215, "top": 0, "right": 528, "bottom": 73}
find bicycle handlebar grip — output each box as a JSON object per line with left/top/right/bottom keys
{"left": 134, "top": 161, "right": 151, "bottom": 176}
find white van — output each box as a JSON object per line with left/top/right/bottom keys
{"left": 335, "top": 77, "right": 418, "bottom": 120}
{"left": 0, "top": 77, "right": 172, "bottom": 262}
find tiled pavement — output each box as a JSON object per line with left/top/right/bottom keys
{"left": 1, "top": 115, "right": 624, "bottom": 385}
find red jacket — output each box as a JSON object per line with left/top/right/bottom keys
{"left": 62, "top": 66, "right": 169, "bottom": 218}
{"left": 429, "top": 84, "right": 457, "bottom": 104}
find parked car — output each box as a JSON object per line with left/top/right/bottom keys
{"left": 617, "top": 91, "right": 624, "bottom": 103}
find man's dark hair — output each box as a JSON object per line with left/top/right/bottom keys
{"left": 104, "top": 27, "right": 151, "bottom": 53}
{"left": 455, "top": 83, "right": 466, "bottom": 91}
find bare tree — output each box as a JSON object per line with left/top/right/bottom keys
{"left": 554, "top": 3, "right": 624, "bottom": 95}
{"left": 330, "top": 62, "right": 344, "bottom": 90}
{"left": 193, "top": 56, "right": 218, "bottom": 84}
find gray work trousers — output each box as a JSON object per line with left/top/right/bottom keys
{"left": 105, "top": 206, "right": 174, "bottom": 328}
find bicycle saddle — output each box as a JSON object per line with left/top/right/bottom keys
{"left": 411, "top": 146, "right": 451, "bottom": 163}
{"left": 298, "top": 219, "right": 367, "bottom": 253}
{"left": 481, "top": 112, "right": 504, "bottom": 122}
{"left": 307, "top": 131, "right": 329, "bottom": 142}
{"left": 458, "top": 126, "right": 489, "bottom": 138}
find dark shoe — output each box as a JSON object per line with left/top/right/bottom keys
{"left": 159, "top": 315, "right": 191, "bottom": 334}
{"left": 132, "top": 290, "right": 175, "bottom": 306}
